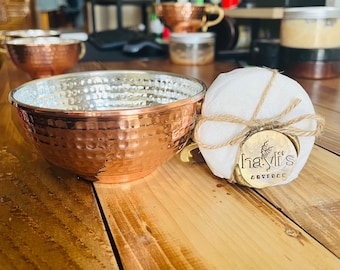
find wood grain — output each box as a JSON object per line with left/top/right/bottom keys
{"left": 298, "top": 77, "right": 340, "bottom": 113}
{"left": 89, "top": 59, "right": 340, "bottom": 268}
{"left": 2, "top": 58, "right": 340, "bottom": 269}
{"left": 258, "top": 145, "right": 340, "bottom": 258}
{"left": 314, "top": 105, "right": 340, "bottom": 155}
{"left": 0, "top": 64, "right": 119, "bottom": 269}
{"left": 95, "top": 151, "right": 339, "bottom": 269}
{"left": 298, "top": 77, "right": 340, "bottom": 154}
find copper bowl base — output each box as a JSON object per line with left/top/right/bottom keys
{"left": 80, "top": 169, "right": 154, "bottom": 183}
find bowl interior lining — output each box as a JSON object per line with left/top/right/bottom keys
{"left": 12, "top": 73, "right": 205, "bottom": 111}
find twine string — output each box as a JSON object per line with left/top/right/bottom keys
{"left": 194, "top": 70, "right": 325, "bottom": 150}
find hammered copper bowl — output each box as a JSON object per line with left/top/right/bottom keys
{"left": 9, "top": 70, "right": 206, "bottom": 183}
{"left": 154, "top": 2, "right": 224, "bottom": 32}
{"left": 5, "top": 37, "right": 85, "bottom": 79}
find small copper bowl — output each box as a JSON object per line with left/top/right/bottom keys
{"left": 154, "top": 3, "right": 224, "bottom": 32}
{"left": 9, "top": 70, "right": 206, "bottom": 183}
{"left": 6, "top": 37, "right": 85, "bottom": 79}
{"left": 4, "top": 29, "right": 60, "bottom": 40}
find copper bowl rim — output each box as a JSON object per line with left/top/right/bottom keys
{"left": 9, "top": 70, "right": 207, "bottom": 117}
{"left": 155, "top": 2, "right": 206, "bottom": 7}
{"left": 5, "top": 37, "right": 82, "bottom": 46}
{"left": 4, "top": 29, "right": 61, "bottom": 38}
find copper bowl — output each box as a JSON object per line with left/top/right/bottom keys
{"left": 9, "top": 70, "right": 206, "bottom": 183}
{"left": 5, "top": 37, "right": 85, "bottom": 79}
{"left": 154, "top": 2, "right": 224, "bottom": 32}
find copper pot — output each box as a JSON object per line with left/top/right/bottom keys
{"left": 9, "top": 70, "right": 206, "bottom": 183}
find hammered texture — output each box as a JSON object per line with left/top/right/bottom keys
{"left": 10, "top": 71, "right": 206, "bottom": 183}
{"left": 6, "top": 37, "right": 81, "bottom": 79}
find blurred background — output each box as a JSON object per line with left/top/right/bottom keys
{"left": 1, "top": 0, "right": 340, "bottom": 76}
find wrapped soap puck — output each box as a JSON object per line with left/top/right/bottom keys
{"left": 194, "top": 67, "right": 324, "bottom": 188}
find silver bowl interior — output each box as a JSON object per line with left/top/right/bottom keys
{"left": 5, "top": 37, "right": 80, "bottom": 45}
{"left": 9, "top": 70, "right": 206, "bottom": 113}
{"left": 5, "top": 29, "right": 60, "bottom": 38}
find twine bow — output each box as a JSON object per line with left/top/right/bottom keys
{"left": 194, "top": 69, "right": 325, "bottom": 150}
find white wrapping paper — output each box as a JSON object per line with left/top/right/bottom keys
{"left": 195, "top": 67, "right": 321, "bottom": 186}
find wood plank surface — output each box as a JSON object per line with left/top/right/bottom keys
{"left": 298, "top": 77, "right": 340, "bottom": 113}
{"left": 0, "top": 62, "right": 119, "bottom": 269}
{"left": 258, "top": 145, "right": 340, "bottom": 258}
{"left": 2, "top": 58, "right": 339, "bottom": 269}
{"left": 297, "top": 77, "right": 340, "bottom": 155}
{"left": 94, "top": 149, "right": 339, "bottom": 269}
{"left": 314, "top": 105, "right": 340, "bottom": 155}
{"left": 87, "top": 59, "right": 340, "bottom": 268}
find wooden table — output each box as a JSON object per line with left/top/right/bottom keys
{"left": 0, "top": 58, "right": 339, "bottom": 269}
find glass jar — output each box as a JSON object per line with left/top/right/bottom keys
{"left": 280, "top": 7, "right": 340, "bottom": 49}
{"left": 169, "top": 32, "right": 215, "bottom": 65}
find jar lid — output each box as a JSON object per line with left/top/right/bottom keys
{"left": 170, "top": 32, "right": 215, "bottom": 44}
{"left": 283, "top": 7, "right": 340, "bottom": 19}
